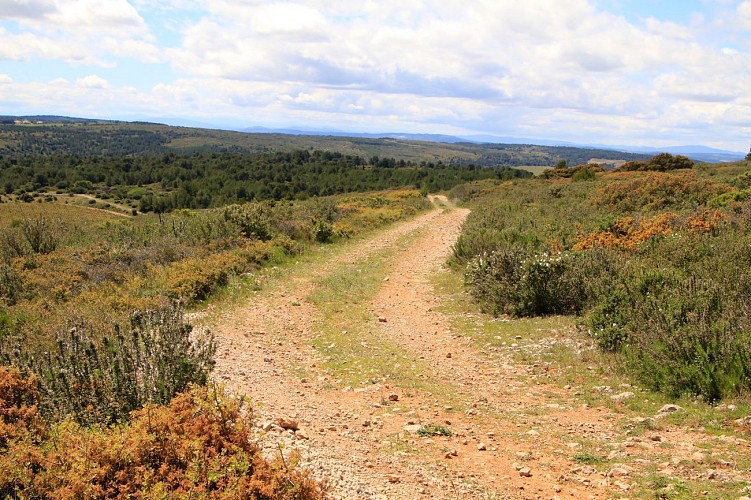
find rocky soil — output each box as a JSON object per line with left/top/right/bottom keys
{"left": 207, "top": 198, "right": 751, "bottom": 499}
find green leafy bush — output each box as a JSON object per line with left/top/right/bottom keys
{"left": 1, "top": 302, "right": 215, "bottom": 425}
{"left": 465, "top": 249, "right": 607, "bottom": 317}
{"left": 20, "top": 216, "right": 61, "bottom": 254}
{"left": 223, "top": 202, "right": 274, "bottom": 241}
{"left": 455, "top": 160, "right": 751, "bottom": 401}
{"left": 587, "top": 250, "right": 751, "bottom": 401}
{"left": 0, "top": 266, "right": 23, "bottom": 306}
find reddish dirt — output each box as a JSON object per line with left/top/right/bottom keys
{"left": 208, "top": 198, "right": 751, "bottom": 499}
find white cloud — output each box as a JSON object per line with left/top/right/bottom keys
{"left": 76, "top": 74, "right": 110, "bottom": 89}
{"left": 43, "top": 0, "right": 146, "bottom": 31}
{"left": 0, "top": 74, "right": 12, "bottom": 83}
{"left": 739, "top": 1, "right": 751, "bottom": 26}
{"left": 0, "top": 0, "right": 156, "bottom": 65}
{"left": 0, "top": 0, "right": 57, "bottom": 20}
{"left": 2, "top": 0, "right": 751, "bottom": 150}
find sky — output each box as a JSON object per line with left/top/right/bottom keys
{"left": 0, "top": 0, "right": 750, "bottom": 152}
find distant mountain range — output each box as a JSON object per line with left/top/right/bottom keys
{"left": 241, "top": 127, "right": 745, "bottom": 163}
{"left": 1, "top": 115, "right": 743, "bottom": 163}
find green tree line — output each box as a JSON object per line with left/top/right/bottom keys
{"left": 0, "top": 150, "right": 530, "bottom": 211}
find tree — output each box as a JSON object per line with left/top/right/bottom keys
{"left": 647, "top": 153, "right": 694, "bottom": 171}
{"left": 746, "top": 146, "right": 751, "bottom": 161}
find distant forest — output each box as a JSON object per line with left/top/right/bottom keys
{"left": 0, "top": 150, "right": 530, "bottom": 211}
{"left": 0, "top": 120, "right": 651, "bottom": 167}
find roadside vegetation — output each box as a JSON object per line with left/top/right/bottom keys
{"left": 453, "top": 153, "right": 751, "bottom": 402}
{"left": 0, "top": 186, "right": 427, "bottom": 497}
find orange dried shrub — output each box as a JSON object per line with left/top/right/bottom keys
{"left": 574, "top": 213, "right": 678, "bottom": 251}
{"left": 0, "top": 366, "right": 46, "bottom": 498}
{"left": 685, "top": 209, "right": 727, "bottom": 234}
{"left": 593, "top": 172, "right": 730, "bottom": 212}
{"left": 0, "top": 366, "right": 45, "bottom": 445}
{"left": 0, "top": 381, "right": 327, "bottom": 499}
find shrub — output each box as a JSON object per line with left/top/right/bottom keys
{"left": 0, "top": 228, "right": 28, "bottom": 260}
{"left": 223, "top": 202, "right": 274, "bottom": 241}
{"left": 573, "top": 213, "right": 678, "bottom": 251}
{"left": 162, "top": 252, "right": 246, "bottom": 303}
{"left": 20, "top": 216, "right": 61, "bottom": 254}
{"left": 0, "top": 266, "right": 23, "bottom": 306}
{"left": 615, "top": 153, "right": 694, "bottom": 172}
{"left": 314, "top": 220, "right": 334, "bottom": 243}
{"left": 586, "top": 246, "right": 751, "bottom": 401}
{"left": 542, "top": 164, "right": 604, "bottom": 180}
{"left": 1, "top": 302, "right": 215, "bottom": 425}
{"left": 0, "top": 365, "right": 45, "bottom": 450}
{"left": 0, "top": 380, "right": 327, "bottom": 499}
{"left": 465, "top": 249, "right": 610, "bottom": 317}
{"left": 594, "top": 172, "right": 729, "bottom": 212}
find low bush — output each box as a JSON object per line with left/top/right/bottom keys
{"left": 455, "top": 157, "right": 751, "bottom": 400}
{"left": 161, "top": 252, "right": 246, "bottom": 303}
{"left": 615, "top": 153, "right": 694, "bottom": 172}
{"left": 594, "top": 172, "right": 730, "bottom": 212}
{"left": 1, "top": 301, "right": 215, "bottom": 425}
{"left": 223, "top": 202, "right": 274, "bottom": 241}
{"left": 0, "top": 372, "right": 327, "bottom": 499}
{"left": 465, "top": 249, "right": 613, "bottom": 317}
{"left": 0, "top": 266, "right": 23, "bottom": 306}
{"left": 588, "top": 261, "right": 751, "bottom": 401}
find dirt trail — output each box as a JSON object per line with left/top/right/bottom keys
{"left": 209, "top": 199, "right": 751, "bottom": 499}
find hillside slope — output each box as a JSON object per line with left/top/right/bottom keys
{"left": 0, "top": 119, "right": 650, "bottom": 167}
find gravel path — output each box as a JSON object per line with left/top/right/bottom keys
{"left": 208, "top": 198, "right": 751, "bottom": 499}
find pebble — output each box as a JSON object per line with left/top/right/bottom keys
{"left": 477, "top": 443, "right": 487, "bottom": 451}
{"left": 276, "top": 418, "right": 299, "bottom": 431}
{"left": 657, "top": 404, "right": 683, "bottom": 414}
{"left": 607, "top": 466, "right": 631, "bottom": 477}
{"left": 611, "top": 392, "right": 635, "bottom": 402}
{"left": 518, "top": 468, "right": 532, "bottom": 477}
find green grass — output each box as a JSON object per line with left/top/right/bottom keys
{"left": 0, "top": 200, "right": 122, "bottom": 229}
{"left": 572, "top": 452, "right": 606, "bottom": 465}
{"left": 305, "top": 222, "right": 459, "bottom": 402}
{"left": 418, "top": 423, "right": 452, "bottom": 437}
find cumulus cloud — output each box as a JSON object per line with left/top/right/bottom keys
{"left": 739, "top": 1, "right": 751, "bottom": 26}
{"left": 0, "top": 0, "right": 156, "bottom": 65}
{"left": 2, "top": 0, "right": 751, "bottom": 150}
{"left": 76, "top": 74, "right": 110, "bottom": 89}
{"left": 0, "top": 0, "right": 57, "bottom": 20}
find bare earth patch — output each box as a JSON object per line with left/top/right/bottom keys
{"left": 208, "top": 198, "right": 751, "bottom": 499}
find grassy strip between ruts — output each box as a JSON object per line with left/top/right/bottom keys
{"left": 306, "top": 220, "right": 459, "bottom": 402}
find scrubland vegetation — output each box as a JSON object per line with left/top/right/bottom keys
{"left": 1, "top": 117, "right": 748, "bottom": 496}
{"left": 0, "top": 185, "right": 427, "bottom": 497}
{"left": 453, "top": 154, "right": 751, "bottom": 402}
